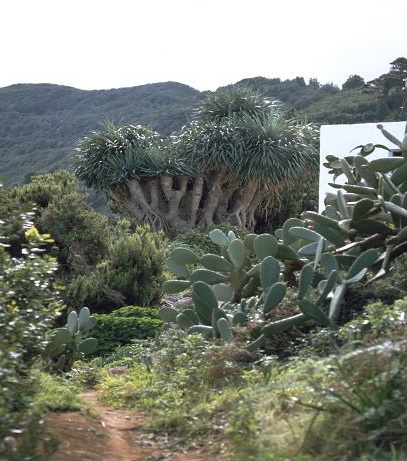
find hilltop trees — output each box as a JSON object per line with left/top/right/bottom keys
{"left": 75, "top": 88, "right": 318, "bottom": 232}
{"left": 342, "top": 74, "right": 365, "bottom": 90}
{"left": 390, "top": 57, "right": 407, "bottom": 74}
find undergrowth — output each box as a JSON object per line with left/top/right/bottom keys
{"left": 33, "top": 372, "right": 91, "bottom": 415}
{"left": 89, "top": 297, "right": 407, "bottom": 460}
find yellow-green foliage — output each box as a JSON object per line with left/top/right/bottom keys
{"left": 97, "top": 334, "right": 252, "bottom": 436}
{"left": 33, "top": 372, "right": 89, "bottom": 413}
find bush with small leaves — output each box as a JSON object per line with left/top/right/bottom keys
{"left": 0, "top": 211, "right": 62, "bottom": 460}
{"left": 66, "top": 226, "right": 167, "bottom": 313}
{"left": 91, "top": 306, "right": 163, "bottom": 355}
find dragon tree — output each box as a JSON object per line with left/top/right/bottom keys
{"left": 74, "top": 88, "right": 318, "bottom": 232}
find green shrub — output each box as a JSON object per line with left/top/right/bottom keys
{"left": 66, "top": 226, "right": 167, "bottom": 312}
{"left": 0, "top": 211, "right": 62, "bottom": 460}
{"left": 301, "top": 339, "right": 407, "bottom": 459}
{"left": 91, "top": 306, "right": 163, "bottom": 355}
{"left": 337, "top": 296, "right": 407, "bottom": 343}
{"left": 39, "top": 192, "right": 110, "bottom": 275}
{"left": 169, "top": 224, "right": 249, "bottom": 256}
{"left": 4, "top": 171, "right": 111, "bottom": 277}
{"left": 33, "top": 372, "right": 87, "bottom": 413}
{"left": 98, "top": 333, "right": 250, "bottom": 437}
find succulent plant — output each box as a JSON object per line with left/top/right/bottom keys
{"left": 42, "top": 307, "right": 98, "bottom": 371}
{"left": 162, "top": 124, "right": 407, "bottom": 350}
{"left": 159, "top": 281, "right": 259, "bottom": 347}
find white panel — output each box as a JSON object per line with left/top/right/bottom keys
{"left": 319, "top": 121, "right": 406, "bottom": 212}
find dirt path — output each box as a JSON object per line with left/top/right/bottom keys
{"left": 47, "top": 391, "right": 211, "bottom": 461}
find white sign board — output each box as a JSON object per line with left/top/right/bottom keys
{"left": 319, "top": 121, "right": 406, "bottom": 212}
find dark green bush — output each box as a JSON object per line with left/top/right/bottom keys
{"left": 170, "top": 224, "right": 249, "bottom": 256}
{"left": 66, "top": 226, "right": 167, "bottom": 313}
{"left": 91, "top": 305, "right": 163, "bottom": 355}
{"left": 0, "top": 211, "right": 61, "bottom": 460}
{"left": 4, "top": 171, "right": 111, "bottom": 277}
{"left": 340, "top": 279, "right": 406, "bottom": 323}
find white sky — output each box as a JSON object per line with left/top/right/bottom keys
{"left": 1, "top": 0, "right": 406, "bottom": 91}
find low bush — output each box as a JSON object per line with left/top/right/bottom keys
{"left": 301, "top": 340, "right": 407, "bottom": 459}
{"left": 33, "top": 372, "right": 88, "bottom": 413}
{"left": 91, "top": 306, "right": 163, "bottom": 355}
{"left": 98, "top": 333, "right": 254, "bottom": 437}
{"left": 66, "top": 226, "right": 167, "bottom": 313}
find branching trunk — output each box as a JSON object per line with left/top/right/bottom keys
{"left": 109, "top": 189, "right": 145, "bottom": 220}
{"left": 109, "top": 172, "right": 271, "bottom": 232}
{"left": 229, "top": 179, "right": 259, "bottom": 228}
{"left": 127, "top": 179, "right": 164, "bottom": 230}
{"left": 160, "top": 175, "right": 190, "bottom": 230}
{"left": 189, "top": 176, "right": 204, "bottom": 226}
{"left": 199, "top": 170, "right": 226, "bottom": 227}
{"left": 246, "top": 187, "right": 267, "bottom": 230}
{"left": 147, "top": 178, "right": 160, "bottom": 211}
{"left": 127, "top": 179, "right": 157, "bottom": 215}
{"left": 215, "top": 180, "right": 239, "bottom": 222}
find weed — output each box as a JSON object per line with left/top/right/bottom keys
{"left": 33, "top": 372, "right": 91, "bottom": 414}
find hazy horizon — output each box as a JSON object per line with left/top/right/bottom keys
{"left": 1, "top": 0, "right": 406, "bottom": 93}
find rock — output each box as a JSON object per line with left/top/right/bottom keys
{"left": 173, "top": 297, "right": 193, "bottom": 309}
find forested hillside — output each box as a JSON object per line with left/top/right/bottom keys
{"left": 0, "top": 82, "right": 202, "bottom": 186}
{"left": 0, "top": 57, "right": 405, "bottom": 187}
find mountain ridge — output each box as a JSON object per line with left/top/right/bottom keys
{"left": 0, "top": 62, "right": 405, "bottom": 187}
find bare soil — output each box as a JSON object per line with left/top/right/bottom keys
{"left": 47, "top": 391, "right": 214, "bottom": 461}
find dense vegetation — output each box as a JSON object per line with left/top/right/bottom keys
{"left": 0, "top": 82, "right": 201, "bottom": 187}
{"left": 1, "top": 57, "right": 405, "bottom": 188}
{"left": 0, "top": 172, "right": 167, "bottom": 314}
{"left": 1, "top": 59, "right": 407, "bottom": 461}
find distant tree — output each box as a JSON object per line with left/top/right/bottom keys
{"left": 293, "top": 77, "right": 306, "bottom": 88}
{"left": 342, "top": 74, "right": 365, "bottom": 90}
{"left": 308, "top": 78, "right": 320, "bottom": 88}
{"left": 390, "top": 57, "right": 407, "bottom": 75}
{"left": 320, "top": 83, "right": 340, "bottom": 95}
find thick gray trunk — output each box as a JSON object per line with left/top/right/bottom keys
{"left": 230, "top": 179, "right": 258, "bottom": 228}
{"left": 160, "top": 175, "right": 189, "bottom": 230}
{"left": 199, "top": 170, "right": 226, "bottom": 227}
{"left": 189, "top": 176, "right": 204, "bottom": 226}
{"left": 246, "top": 188, "right": 267, "bottom": 230}
{"left": 215, "top": 181, "right": 239, "bottom": 221}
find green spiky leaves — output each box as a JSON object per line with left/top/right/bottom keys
{"left": 75, "top": 122, "right": 195, "bottom": 189}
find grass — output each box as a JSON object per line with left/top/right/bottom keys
{"left": 33, "top": 372, "right": 93, "bottom": 415}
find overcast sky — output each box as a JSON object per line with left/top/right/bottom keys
{"left": 1, "top": 0, "right": 406, "bottom": 91}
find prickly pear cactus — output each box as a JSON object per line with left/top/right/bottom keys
{"left": 163, "top": 124, "right": 407, "bottom": 349}
{"left": 43, "top": 306, "right": 98, "bottom": 371}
